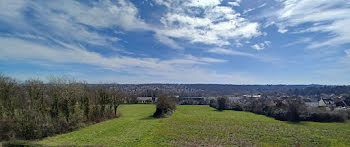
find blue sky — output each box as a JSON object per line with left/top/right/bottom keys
{"left": 0, "top": 0, "right": 350, "bottom": 84}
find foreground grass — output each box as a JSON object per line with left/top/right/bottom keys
{"left": 34, "top": 104, "right": 161, "bottom": 146}
{"left": 23, "top": 105, "right": 350, "bottom": 146}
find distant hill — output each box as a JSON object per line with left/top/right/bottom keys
{"left": 92, "top": 84, "right": 349, "bottom": 97}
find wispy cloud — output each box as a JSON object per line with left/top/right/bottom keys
{"left": 207, "top": 47, "right": 281, "bottom": 64}
{"left": 274, "top": 0, "right": 350, "bottom": 48}
{"left": 0, "top": 0, "right": 263, "bottom": 51}
{"left": 208, "top": 48, "right": 255, "bottom": 57}
{"left": 0, "top": 37, "right": 250, "bottom": 84}
{"left": 342, "top": 49, "right": 350, "bottom": 66}
{"left": 154, "top": 33, "right": 183, "bottom": 49}
{"left": 284, "top": 37, "right": 312, "bottom": 47}
{"left": 243, "top": 3, "right": 266, "bottom": 14}
{"left": 0, "top": 0, "right": 150, "bottom": 48}
{"left": 313, "top": 49, "right": 350, "bottom": 84}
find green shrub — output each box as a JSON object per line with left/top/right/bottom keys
{"left": 153, "top": 95, "right": 177, "bottom": 118}
{"left": 217, "top": 96, "right": 228, "bottom": 111}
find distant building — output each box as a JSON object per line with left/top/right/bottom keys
{"left": 318, "top": 98, "right": 334, "bottom": 107}
{"left": 267, "top": 99, "right": 277, "bottom": 106}
{"left": 281, "top": 99, "right": 288, "bottom": 105}
{"left": 242, "top": 94, "right": 261, "bottom": 99}
{"left": 335, "top": 101, "right": 348, "bottom": 108}
{"left": 305, "top": 102, "right": 319, "bottom": 107}
{"left": 137, "top": 97, "right": 158, "bottom": 104}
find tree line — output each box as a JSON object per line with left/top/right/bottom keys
{"left": 210, "top": 96, "right": 350, "bottom": 122}
{"left": 0, "top": 75, "right": 128, "bottom": 140}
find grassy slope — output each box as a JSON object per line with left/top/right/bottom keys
{"left": 36, "top": 104, "right": 161, "bottom": 146}
{"left": 35, "top": 105, "right": 350, "bottom": 146}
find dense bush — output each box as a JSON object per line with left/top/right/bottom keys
{"left": 0, "top": 75, "right": 125, "bottom": 141}
{"left": 153, "top": 94, "right": 177, "bottom": 118}
{"left": 308, "top": 112, "right": 346, "bottom": 122}
{"left": 285, "top": 99, "right": 302, "bottom": 122}
{"left": 300, "top": 108, "right": 349, "bottom": 122}
{"left": 209, "top": 96, "right": 349, "bottom": 122}
{"left": 209, "top": 99, "right": 217, "bottom": 108}
{"left": 216, "top": 96, "right": 228, "bottom": 111}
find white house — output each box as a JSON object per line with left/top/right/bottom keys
{"left": 318, "top": 98, "right": 334, "bottom": 107}
{"left": 137, "top": 97, "right": 158, "bottom": 104}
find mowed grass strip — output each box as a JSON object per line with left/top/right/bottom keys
{"left": 34, "top": 105, "right": 350, "bottom": 146}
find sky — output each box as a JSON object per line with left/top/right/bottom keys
{"left": 0, "top": 0, "right": 350, "bottom": 84}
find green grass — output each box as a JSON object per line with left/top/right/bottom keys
{"left": 23, "top": 105, "right": 350, "bottom": 146}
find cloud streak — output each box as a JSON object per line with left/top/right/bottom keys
{"left": 0, "top": 37, "right": 252, "bottom": 84}
{"left": 208, "top": 48, "right": 254, "bottom": 57}
{"left": 0, "top": 0, "right": 150, "bottom": 48}
{"left": 274, "top": 0, "right": 350, "bottom": 48}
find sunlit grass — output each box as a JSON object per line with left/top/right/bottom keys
{"left": 28, "top": 105, "right": 350, "bottom": 146}
{"left": 35, "top": 104, "right": 161, "bottom": 146}
{"left": 151, "top": 106, "right": 350, "bottom": 146}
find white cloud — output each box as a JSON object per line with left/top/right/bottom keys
{"left": 185, "top": 0, "right": 221, "bottom": 8}
{"left": 228, "top": 2, "right": 240, "bottom": 7}
{"left": 277, "top": 28, "right": 288, "bottom": 33}
{"left": 274, "top": 0, "right": 350, "bottom": 47}
{"left": 154, "top": 0, "right": 261, "bottom": 47}
{"left": 252, "top": 44, "right": 264, "bottom": 50}
{"left": 0, "top": 0, "right": 261, "bottom": 50}
{"left": 44, "top": 0, "right": 150, "bottom": 30}
{"left": 251, "top": 41, "right": 271, "bottom": 50}
{"left": 228, "top": 0, "right": 241, "bottom": 7}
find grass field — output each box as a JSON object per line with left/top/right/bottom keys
{"left": 19, "top": 105, "right": 350, "bottom": 146}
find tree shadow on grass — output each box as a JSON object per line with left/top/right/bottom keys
{"left": 211, "top": 109, "right": 225, "bottom": 112}
{"left": 139, "top": 115, "right": 157, "bottom": 120}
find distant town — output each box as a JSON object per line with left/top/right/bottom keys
{"left": 106, "top": 84, "right": 349, "bottom": 110}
